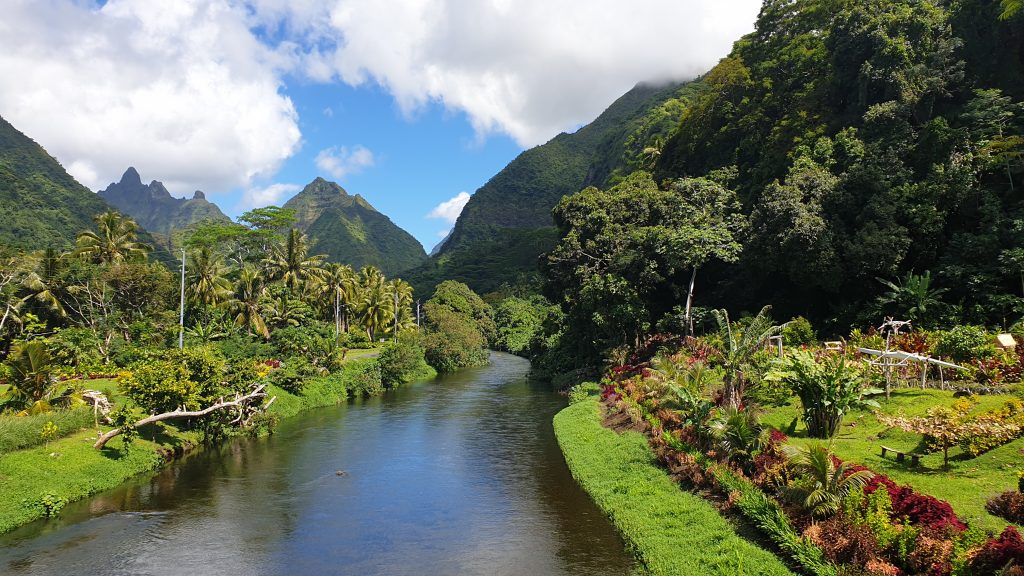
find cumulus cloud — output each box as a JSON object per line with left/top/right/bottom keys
{"left": 314, "top": 145, "right": 375, "bottom": 180}
{"left": 264, "top": 0, "right": 763, "bottom": 146}
{"left": 427, "top": 191, "right": 471, "bottom": 224}
{"left": 0, "top": 0, "right": 301, "bottom": 193}
{"left": 238, "top": 183, "right": 302, "bottom": 211}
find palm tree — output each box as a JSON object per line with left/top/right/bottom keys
{"left": 319, "top": 263, "right": 358, "bottom": 336}
{"left": 713, "top": 305, "right": 784, "bottom": 409}
{"left": 187, "top": 246, "right": 233, "bottom": 309}
{"left": 227, "top": 265, "right": 270, "bottom": 338}
{"left": 783, "top": 444, "right": 874, "bottom": 519}
{"left": 360, "top": 280, "right": 392, "bottom": 341}
{"left": 0, "top": 340, "right": 77, "bottom": 414}
{"left": 21, "top": 248, "right": 65, "bottom": 318}
{"left": 264, "top": 228, "right": 326, "bottom": 295}
{"left": 74, "top": 211, "right": 151, "bottom": 264}
{"left": 389, "top": 278, "right": 415, "bottom": 334}
{"left": 267, "top": 293, "right": 311, "bottom": 329}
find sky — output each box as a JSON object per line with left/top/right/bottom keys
{"left": 0, "top": 0, "right": 763, "bottom": 251}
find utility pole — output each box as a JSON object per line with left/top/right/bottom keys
{"left": 334, "top": 289, "right": 340, "bottom": 339}
{"left": 393, "top": 290, "right": 399, "bottom": 341}
{"left": 416, "top": 299, "right": 421, "bottom": 328}
{"left": 178, "top": 248, "right": 186, "bottom": 350}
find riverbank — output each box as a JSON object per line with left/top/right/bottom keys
{"left": 553, "top": 397, "right": 795, "bottom": 576}
{"left": 0, "top": 356, "right": 436, "bottom": 534}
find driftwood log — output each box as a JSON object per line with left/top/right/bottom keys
{"left": 93, "top": 384, "right": 273, "bottom": 450}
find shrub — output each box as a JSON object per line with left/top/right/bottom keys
{"left": 986, "top": 491, "right": 1024, "bottom": 525}
{"left": 341, "top": 359, "right": 384, "bottom": 397}
{"left": 782, "top": 316, "right": 817, "bottom": 346}
{"left": 423, "top": 307, "right": 489, "bottom": 373}
{"left": 377, "top": 335, "right": 428, "bottom": 387}
{"left": 0, "top": 407, "right": 94, "bottom": 453}
{"left": 22, "top": 492, "right": 68, "bottom": 518}
{"left": 268, "top": 356, "right": 321, "bottom": 395}
{"left": 848, "top": 464, "right": 967, "bottom": 532}
{"left": 214, "top": 333, "right": 274, "bottom": 362}
{"left": 120, "top": 360, "right": 199, "bottom": 414}
{"left": 45, "top": 327, "right": 103, "bottom": 370}
{"left": 568, "top": 382, "right": 601, "bottom": 405}
{"left": 933, "top": 325, "right": 994, "bottom": 363}
{"left": 769, "top": 350, "right": 880, "bottom": 438}
{"left": 969, "top": 526, "right": 1024, "bottom": 574}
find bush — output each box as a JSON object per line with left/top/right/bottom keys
{"left": 986, "top": 491, "right": 1024, "bottom": 525}
{"left": 271, "top": 324, "right": 335, "bottom": 366}
{"left": 969, "top": 526, "right": 1024, "bottom": 574}
{"left": 0, "top": 407, "right": 95, "bottom": 453}
{"left": 120, "top": 360, "right": 199, "bottom": 413}
{"left": 768, "top": 351, "right": 880, "bottom": 438}
{"left": 45, "top": 328, "right": 103, "bottom": 370}
{"left": 340, "top": 359, "right": 384, "bottom": 397}
{"left": 934, "top": 325, "right": 994, "bottom": 363}
{"left": 376, "top": 335, "right": 428, "bottom": 388}
{"left": 268, "top": 356, "right": 321, "bottom": 395}
{"left": 782, "top": 316, "right": 816, "bottom": 346}
{"left": 568, "top": 382, "right": 600, "bottom": 404}
{"left": 214, "top": 333, "right": 274, "bottom": 362}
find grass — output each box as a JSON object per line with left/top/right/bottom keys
{"left": 554, "top": 398, "right": 795, "bottom": 576}
{"left": 0, "top": 423, "right": 199, "bottom": 534}
{"left": 0, "top": 408, "right": 96, "bottom": 454}
{"left": 759, "top": 387, "right": 1024, "bottom": 532}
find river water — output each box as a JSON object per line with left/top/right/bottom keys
{"left": 0, "top": 352, "right": 636, "bottom": 575}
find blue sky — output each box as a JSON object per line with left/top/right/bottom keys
{"left": 273, "top": 80, "right": 524, "bottom": 251}
{"left": 0, "top": 0, "right": 762, "bottom": 252}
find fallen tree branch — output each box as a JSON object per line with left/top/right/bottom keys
{"left": 93, "top": 384, "right": 271, "bottom": 450}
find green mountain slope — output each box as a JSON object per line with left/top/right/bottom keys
{"left": 98, "top": 168, "right": 229, "bottom": 249}
{"left": 283, "top": 177, "right": 426, "bottom": 276}
{"left": 0, "top": 116, "right": 115, "bottom": 250}
{"left": 408, "top": 80, "right": 702, "bottom": 295}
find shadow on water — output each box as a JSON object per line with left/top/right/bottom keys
{"left": 0, "top": 352, "right": 636, "bottom": 576}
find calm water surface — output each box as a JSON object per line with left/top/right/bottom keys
{"left": 0, "top": 352, "right": 636, "bottom": 575}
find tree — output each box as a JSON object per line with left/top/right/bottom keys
{"left": 186, "top": 246, "right": 232, "bottom": 310}
{"left": 713, "top": 305, "right": 783, "bottom": 409}
{"left": 264, "top": 228, "right": 325, "bottom": 295}
{"left": 74, "top": 211, "right": 151, "bottom": 264}
{"left": 227, "top": 265, "right": 269, "bottom": 338}
{"left": 360, "top": 279, "right": 392, "bottom": 341}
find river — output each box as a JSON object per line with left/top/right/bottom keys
{"left": 0, "top": 352, "right": 636, "bottom": 575}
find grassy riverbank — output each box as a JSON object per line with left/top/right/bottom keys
{"left": 0, "top": 356, "right": 436, "bottom": 535}
{"left": 553, "top": 397, "right": 795, "bottom": 576}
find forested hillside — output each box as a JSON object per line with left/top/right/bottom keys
{"left": 0, "top": 116, "right": 118, "bottom": 250}
{"left": 408, "top": 81, "right": 703, "bottom": 295}
{"left": 649, "top": 0, "right": 1024, "bottom": 328}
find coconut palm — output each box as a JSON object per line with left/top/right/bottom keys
{"left": 319, "top": 263, "right": 359, "bottom": 336}
{"left": 360, "top": 280, "right": 392, "bottom": 341}
{"left": 21, "top": 248, "right": 65, "bottom": 318}
{"left": 74, "top": 211, "right": 151, "bottom": 264}
{"left": 227, "top": 265, "right": 270, "bottom": 338}
{"left": 875, "top": 270, "right": 948, "bottom": 327}
{"left": 389, "top": 278, "right": 415, "bottom": 334}
{"left": 186, "top": 246, "right": 233, "bottom": 309}
{"left": 264, "top": 228, "right": 326, "bottom": 295}
{"left": 267, "top": 293, "right": 311, "bottom": 329}
{"left": 713, "top": 305, "right": 784, "bottom": 408}
{"left": 784, "top": 444, "right": 874, "bottom": 519}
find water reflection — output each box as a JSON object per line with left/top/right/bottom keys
{"left": 0, "top": 352, "right": 635, "bottom": 576}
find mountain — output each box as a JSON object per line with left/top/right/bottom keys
{"left": 0, "top": 115, "right": 117, "bottom": 251}
{"left": 0, "top": 116, "right": 172, "bottom": 263}
{"left": 283, "top": 177, "right": 427, "bottom": 276}
{"left": 407, "top": 80, "right": 702, "bottom": 295}
{"left": 99, "top": 167, "right": 230, "bottom": 249}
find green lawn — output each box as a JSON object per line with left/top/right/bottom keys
{"left": 759, "top": 387, "right": 1024, "bottom": 533}
{"left": 555, "top": 398, "right": 795, "bottom": 576}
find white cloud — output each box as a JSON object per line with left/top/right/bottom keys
{"left": 314, "top": 145, "right": 375, "bottom": 180}
{"left": 254, "top": 0, "right": 763, "bottom": 146}
{"left": 0, "top": 0, "right": 301, "bottom": 193}
{"left": 427, "top": 191, "right": 471, "bottom": 224}
{"left": 238, "top": 183, "right": 301, "bottom": 210}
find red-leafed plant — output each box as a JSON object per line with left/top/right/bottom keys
{"left": 970, "top": 526, "right": 1024, "bottom": 574}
